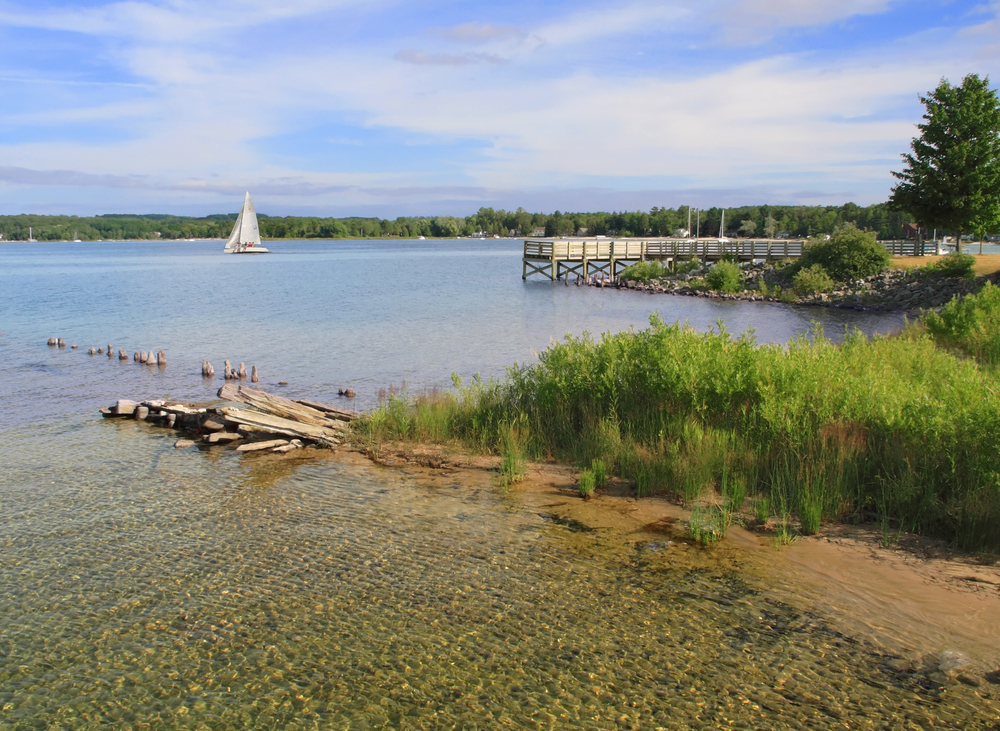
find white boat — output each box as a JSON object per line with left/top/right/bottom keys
{"left": 717, "top": 209, "right": 729, "bottom": 243}
{"left": 224, "top": 192, "right": 270, "bottom": 254}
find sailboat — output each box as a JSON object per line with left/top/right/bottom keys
{"left": 717, "top": 209, "right": 729, "bottom": 243}
{"left": 224, "top": 192, "right": 270, "bottom": 254}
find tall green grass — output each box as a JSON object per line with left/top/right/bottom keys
{"left": 923, "top": 281, "right": 1000, "bottom": 367}
{"left": 358, "top": 313, "right": 1000, "bottom": 552}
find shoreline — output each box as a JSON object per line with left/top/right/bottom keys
{"left": 351, "top": 439, "right": 1000, "bottom": 680}
{"left": 595, "top": 259, "right": 1000, "bottom": 314}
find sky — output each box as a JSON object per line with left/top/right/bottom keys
{"left": 0, "top": 0, "right": 998, "bottom": 217}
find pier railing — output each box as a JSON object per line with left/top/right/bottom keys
{"left": 522, "top": 237, "right": 939, "bottom": 280}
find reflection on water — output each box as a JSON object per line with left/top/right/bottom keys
{"left": 1, "top": 421, "right": 997, "bottom": 729}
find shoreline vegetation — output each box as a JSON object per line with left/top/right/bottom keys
{"left": 358, "top": 257, "right": 1000, "bottom": 554}
{"left": 1, "top": 201, "right": 918, "bottom": 242}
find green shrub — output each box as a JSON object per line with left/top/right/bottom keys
{"left": 923, "top": 281, "right": 1000, "bottom": 367}
{"left": 792, "top": 264, "right": 834, "bottom": 295}
{"left": 920, "top": 252, "right": 976, "bottom": 279}
{"left": 577, "top": 469, "right": 596, "bottom": 498}
{"left": 705, "top": 260, "right": 743, "bottom": 293}
{"left": 799, "top": 224, "right": 889, "bottom": 281}
{"left": 620, "top": 260, "right": 670, "bottom": 282}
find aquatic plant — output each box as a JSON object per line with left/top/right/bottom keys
{"left": 591, "top": 458, "right": 607, "bottom": 489}
{"left": 688, "top": 505, "right": 731, "bottom": 545}
{"left": 577, "top": 469, "right": 596, "bottom": 499}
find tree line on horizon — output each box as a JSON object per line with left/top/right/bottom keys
{"left": 0, "top": 202, "right": 918, "bottom": 242}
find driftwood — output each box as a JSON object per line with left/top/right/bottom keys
{"left": 218, "top": 384, "right": 350, "bottom": 430}
{"left": 221, "top": 407, "right": 342, "bottom": 446}
{"left": 236, "top": 439, "right": 289, "bottom": 452}
{"left": 294, "top": 398, "right": 361, "bottom": 422}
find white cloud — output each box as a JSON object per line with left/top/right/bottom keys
{"left": 438, "top": 22, "right": 527, "bottom": 45}
{"left": 0, "top": 0, "right": 371, "bottom": 41}
{"left": 533, "top": 2, "right": 690, "bottom": 47}
{"left": 395, "top": 48, "right": 508, "bottom": 66}
{"left": 0, "top": 0, "right": 998, "bottom": 214}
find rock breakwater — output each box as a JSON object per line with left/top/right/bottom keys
{"left": 599, "top": 263, "right": 999, "bottom": 312}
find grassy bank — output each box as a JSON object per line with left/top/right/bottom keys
{"left": 357, "top": 294, "right": 1000, "bottom": 553}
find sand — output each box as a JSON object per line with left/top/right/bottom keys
{"left": 345, "top": 441, "right": 1000, "bottom": 674}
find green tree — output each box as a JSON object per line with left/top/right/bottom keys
{"left": 890, "top": 74, "right": 1000, "bottom": 254}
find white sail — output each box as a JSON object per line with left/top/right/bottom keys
{"left": 224, "top": 192, "right": 265, "bottom": 253}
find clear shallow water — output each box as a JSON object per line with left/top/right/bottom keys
{"left": 1, "top": 240, "right": 996, "bottom": 728}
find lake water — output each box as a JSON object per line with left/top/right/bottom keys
{"left": 1, "top": 239, "right": 995, "bottom": 728}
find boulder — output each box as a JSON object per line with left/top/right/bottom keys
{"left": 156, "top": 350, "right": 166, "bottom": 366}
{"left": 134, "top": 406, "right": 149, "bottom": 421}
{"left": 47, "top": 337, "right": 57, "bottom": 346}
{"left": 57, "top": 338, "right": 66, "bottom": 348}
{"left": 174, "top": 439, "right": 196, "bottom": 449}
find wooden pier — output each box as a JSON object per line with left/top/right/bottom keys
{"left": 522, "top": 237, "right": 941, "bottom": 280}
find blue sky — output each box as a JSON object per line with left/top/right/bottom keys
{"left": 0, "top": 0, "right": 998, "bottom": 216}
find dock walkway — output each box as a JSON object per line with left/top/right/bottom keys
{"left": 522, "top": 237, "right": 936, "bottom": 280}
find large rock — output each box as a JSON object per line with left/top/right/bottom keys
{"left": 134, "top": 406, "right": 149, "bottom": 421}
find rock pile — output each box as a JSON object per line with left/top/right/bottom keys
{"left": 605, "top": 263, "right": 996, "bottom": 312}
{"left": 100, "top": 384, "right": 361, "bottom": 454}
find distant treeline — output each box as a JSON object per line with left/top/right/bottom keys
{"left": 0, "top": 202, "right": 913, "bottom": 242}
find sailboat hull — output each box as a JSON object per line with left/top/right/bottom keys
{"left": 233, "top": 247, "right": 270, "bottom": 254}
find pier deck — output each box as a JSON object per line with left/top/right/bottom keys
{"left": 522, "top": 237, "right": 937, "bottom": 280}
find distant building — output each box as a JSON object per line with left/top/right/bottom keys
{"left": 673, "top": 228, "right": 690, "bottom": 238}
{"left": 577, "top": 227, "right": 588, "bottom": 235}
{"left": 776, "top": 231, "right": 790, "bottom": 239}
{"left": 902, "top": 223, "right": 920, "bottom": 239}
{"left": 531, "top": 227, "right": 546, "bottom": 237}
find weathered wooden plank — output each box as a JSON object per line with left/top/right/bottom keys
{"left": 236, "top": 439, "right": 289, "bottom": 452}
{"left": 221, "top": 407, "right": 341, "bottom": 446}
{"left": 218, "top": 384, "right": 348, "bottom": 430}
{"left": 205, "top": 431, "right": 242, "bottom": 444}
{"left": 293, "top": 398, "right": 361, "bottom": 422}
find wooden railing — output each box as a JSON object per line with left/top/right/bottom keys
{"left": 522, "top": 237, "right": 940, "bottom": 280}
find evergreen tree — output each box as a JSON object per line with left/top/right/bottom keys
{"left": 890, "top": 74, "right": 1000, "bottom": 253}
